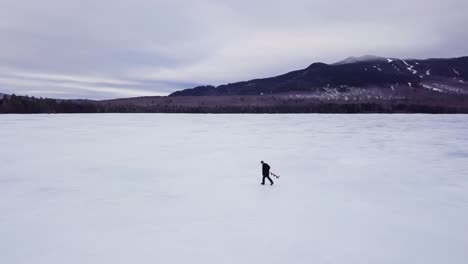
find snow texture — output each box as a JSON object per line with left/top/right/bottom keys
{"left": 402, "top": 60, "right": 417, "bottom": 74}
{"left": 1, "top": 114, "right": 468, "bottom": 264}
{"left": 422, "top": 84, "right": 444, "bottom": 93}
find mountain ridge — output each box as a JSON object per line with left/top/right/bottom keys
{"left": 333, "top": 55, "right": 387, "bottom": 65}
{"left": 169, "top": 56, "right": 468, "bottom": 97}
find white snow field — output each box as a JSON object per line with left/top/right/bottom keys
{"left": 1, "top": 114, "right": 468, "bottom": 264}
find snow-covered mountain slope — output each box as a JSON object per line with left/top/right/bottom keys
{"left": 333, "top": 55, "right": 387, "bottom": 65}
{"left": 1, "top": 114, "right": 468, "bottom": 264}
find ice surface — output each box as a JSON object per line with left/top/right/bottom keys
{"left": 1, "top": 114, "right": 468, "bottom": 264}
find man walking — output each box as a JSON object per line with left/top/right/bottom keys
{"left": 260, "top": 161, "right": 274, "bottom": 185}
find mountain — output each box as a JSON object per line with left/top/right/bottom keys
{"left": 2, "top": 56, "right": 468, "bottom": 114}
{"left": 169, "top": 56, "right": 468, "bottom": 97}
{"left": 333, "top": 55, "right": 386, "bottom": 65}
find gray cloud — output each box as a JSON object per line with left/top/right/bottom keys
{"left": 0, "top": 0, "right": 467, "bottom": 99}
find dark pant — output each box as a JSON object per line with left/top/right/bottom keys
{"left": 262, "top": 173, "right": 274, "bottom": 185}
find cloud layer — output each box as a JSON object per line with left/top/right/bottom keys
{"left": 1, "top": 0, "right": 467, "bottom": 99}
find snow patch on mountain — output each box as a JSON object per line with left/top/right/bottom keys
{"left": 422, "top": 84, "right": 443, "bottom": 93}
{"left": 402, "top": 60, "right": 418, "bottom": 74}
{"left": 334, "top": 55, "right": 384, "bottom": 65}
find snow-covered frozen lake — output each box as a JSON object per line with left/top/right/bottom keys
{"left": 1, "top": 114, "right": 468, "bottom": 264}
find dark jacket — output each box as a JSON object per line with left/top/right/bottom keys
{"left": 262, "top": 163, "right": 271, "bottom": 175}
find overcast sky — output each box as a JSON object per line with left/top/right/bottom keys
{"left": 1, "top": 0, "right": 467, "bottom": 99}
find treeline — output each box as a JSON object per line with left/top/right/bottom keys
{"left": 0, "top": 94, "right": 99, "bottom": 113}
{"left": 1, "top": 94, "right": 468, "bottom": 113}
{"left": 157, "top": 103, "right": 466, "bottom": 114}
